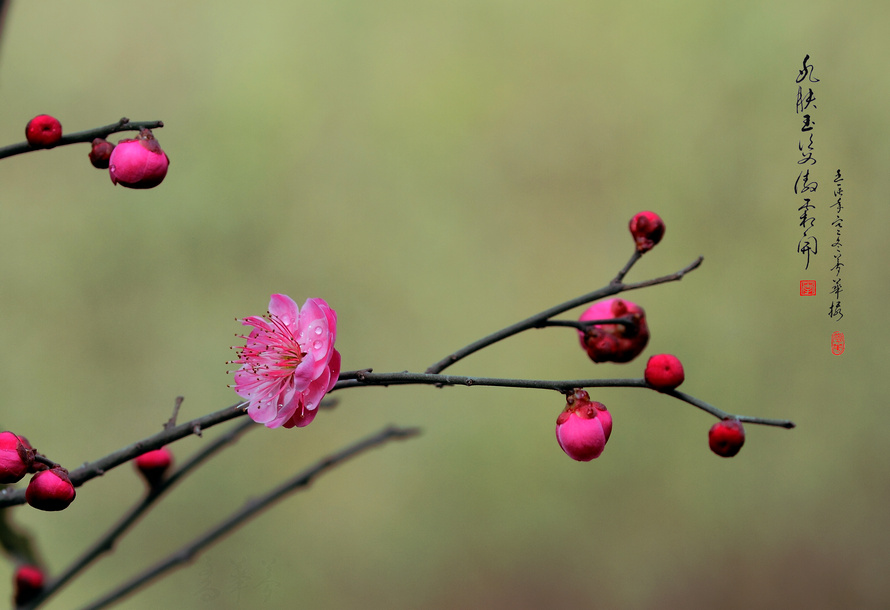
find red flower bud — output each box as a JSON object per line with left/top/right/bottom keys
{"left": 25, "top": 114, "right": 63, "bottom": 148}
{"left": 708, "top": 420, "right": 745, "bottom": 457}
{"left": 13, "top": 564, "right": 45, "bottom": 605}
{"left": 134, "top": 447, "right": 173, "bottom": 486}
{"left": 109, "top": 129, "right": 169, "bottom": 189}
{"left": 89, "top": 138, "right": 115, "bottom": 169}
{"left": 629, "top": 211, "right": 665, "bottom": 253}
{"left": 555, "top": 389, "right": 613, "bottom": 461}
{"left": 644, "top": 353, "right": 685, "bottom": 391}
{"left": 578, "top": 298, "right": 649, "bottom": 363}
{"left": 26, "top": 467, "right": 76, "bottom": 511}
{"left": 0, "top": 431, "right": 33, "bottom": 484}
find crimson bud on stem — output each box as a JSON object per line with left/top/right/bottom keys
{"left": 578, "top": 298, "right": 650, "bottom": 363}
{"left": 13, "top": 564, "right": 45, "bottom": 605}
{"left": 109, "top": 128, "right": 170, "bottom": 188}
{"left": 89, "top": 138, "right": 115, "bottom": 169}
{"left": 0, "top": 431, "right": 33, "bottom": 484}
{"left": 26, "top": 467, "right": 76, "bottom": 511}
{"left": 644, "top": 353, "right": 685, "bottom": 391}
{"left": 629, "top": 211, "right": 665, "bottom": 253}
{"left": 708, "top": 420, "right": 746, "bottom": 457}
{"left": 555, "top": 389, "right": 613, "bottom": 461}
{"left": 25, "top": 114, "right": 63, "bottom": 148}
{"left": 134, "top": 447, "right": 173, "bottom": 487}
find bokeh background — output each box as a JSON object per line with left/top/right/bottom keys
{"left": 0, "top": 1, "right": 887, "bottom": 608}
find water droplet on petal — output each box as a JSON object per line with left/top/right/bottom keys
{"left": 314, "top": 326, "right": 323, "bottom": 335}
{"left": 312, "top": 340, "right": 322, "bottom": 350}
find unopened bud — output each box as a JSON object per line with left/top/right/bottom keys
{"left": 644, "top": 353, "right": 685, "bottom": 391}
{"left": 134, "top": 447, "right": 173, "bottom": 487}
{"left": 578, "top": 298, "right": 650, "bottom": 363}
{"left": 629, "top": 211, "right": 665, "bottom": 253}
{"left": 89, "top": 138, "right": 115, "bottom": 169}
{"left": 0, "top": 431, "right": 33, "bottom": 484}
{"left": 13, "top": 564, "right": 45, "bottom": 605}
{"left": 555, "top": 389, "right": 613, "bottom": 461}
{"left": 109, "top": 129, "right": 169, "bottom": 189}
{"left": 26, "top": 467, "right": 76, "bottom": 511}
{"left": 25, "top": 114, "right": 63, "bottom": 148}
{"left": 708, "top": 420, "right": 745, "bottom": 457}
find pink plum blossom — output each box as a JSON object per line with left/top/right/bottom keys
{"left": 555, "top": 389, "right": 613, "bottom": 461}
{"left": 231, "top": 294, "right": 341, "bottom": 429}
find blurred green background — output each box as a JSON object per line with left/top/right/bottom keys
{"left": 0, "top": 1, "right": 887, "bottom": 608}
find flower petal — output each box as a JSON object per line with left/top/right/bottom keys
{"left": 326, "top": 350, "right": 342, "bottom": 393}
{"left": 283, "top": 405, "right": 318, "bottom": 428}
{"left": 268, "top": 294, "right": 300, "bottom": 327}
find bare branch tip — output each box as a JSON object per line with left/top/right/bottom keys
{"left": 392, "top": 426, "right": 422, "bottom": 438}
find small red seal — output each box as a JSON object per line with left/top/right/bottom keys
{"left": 831, "top": 331, "right": 845, "bottom": 355}
{"left": 800, "top": 280, "right": 816, "bottom": 296}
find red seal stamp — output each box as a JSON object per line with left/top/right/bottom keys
{"left": 831, "top": 331, "right": 845, "bottom": 355}
{"left": 799, "top": 280, "right": 816, "bottom": 296}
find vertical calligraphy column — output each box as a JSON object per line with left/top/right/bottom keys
{"left": 795, "top": 54, "right": 819, "bottom": 275}
{"left": 830, "top": 170, "right": 845, "bottom": 355}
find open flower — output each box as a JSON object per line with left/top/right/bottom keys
{"left": 231, "top": 294, "right": 341, "bottom": 428}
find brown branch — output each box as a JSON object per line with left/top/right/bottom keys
{"left": 0, "top": 117, "right": 164, "bottom": 160}
{"left": 77, "top": 425, "right": 421, "bottom": 610}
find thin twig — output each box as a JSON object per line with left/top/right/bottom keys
{"left": 164, "top": 397, "right": 185, "bottom": 431}
{"left": 78, "top": 425, "right": 421, "bottom": 610}
{"left": 1, "top": 397, "right": 342, "bottom": 510}
{"left": 541, "top": 317, "right": 639, "bottom": 331}
{"left": 611, "top": 249, "right": 643, "bottom": 284}
{"left": 19, "top": 419, "right": 257, "bottom": 610}
{"left": 334, "top": 371, "right": 795, "bottom": 428}
{"left": 425, "top": 255, "right": 703, "bottom": 374}
{"left": 0, "top": 402, "right": 248, "bottom": 509}
{"left": 0, "top": 118, "right": 164, "bottom": 160}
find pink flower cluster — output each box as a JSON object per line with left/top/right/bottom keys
{"left": 231, "top": 294, "right": 341, "bottom": 428}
